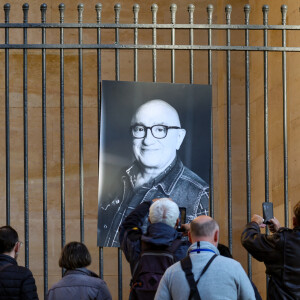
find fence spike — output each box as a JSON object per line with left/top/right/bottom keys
{"left": 40, "top": 4, "right": 47, "bottom": 23}
{"left": 151, "top": 4, "right": 158, "bottom": 24}
{"left": 133, "top": 4, "right": 140, "bottom": 24}
{"left": 281, "top": 5, "right": 287, "bottom": 26}
{"left": 244, "top": 5, "right": 251, "bottom": 25}
{"left": 59, "top": 3, "right": 65, "bottom": 23}
{"left": 262, "top": 5, "right": 269, "bottom": 25}
{"left": 225, "top": 5, "right": 232, "bottom": 25}
{"left": 78, "top": 3, "right": 84, "bottom": 23}
{"left": 22, "top": 3, "right": 29, "bottom": 23}
{"left": 207, "top": 4, "right": 213, "bottom": 25}
{"left": 4, "top": 3, "right": 10, "bottom": 23}
{"left": 188, "top": 4, "right": 195, "bottom": 24}
{"left": 95, "top": 3, "right": 102, "bottom": 23}
{"left": 114, "top": 3, "right": 121, "bottom": 23}
{"left": 170, "top": 3, "right": 177, "bottom": 24}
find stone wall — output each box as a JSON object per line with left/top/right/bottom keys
{"left": 0, "top": 0, "right": 299, "bottom": 299}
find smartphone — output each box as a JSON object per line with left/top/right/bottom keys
{"left": 262, "top": 202, "right": 273, "bottom": 224}
{"left": 177, "top": 207, "right": 186, "bottom": 232}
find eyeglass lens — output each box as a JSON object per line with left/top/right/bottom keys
{"left": 132, "top": 125, "right": 168, "bottom": 139}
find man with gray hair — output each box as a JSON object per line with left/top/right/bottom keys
{"left": 155, "top": 215, "right": 256, "bottom": 300}
{"left": 119, "top": 198, "right": 189, "bottom": 300}
{"left": 99, "top": 99, "right": 209, "bottom": 247}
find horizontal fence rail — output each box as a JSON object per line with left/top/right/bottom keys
{"left": 0, "top": 2, "right": 296, "bottom": 299}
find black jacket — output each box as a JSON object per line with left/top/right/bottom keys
{"left": 0, "top": 254, "right": 39, "bottom": 300}
{"left": 119, "top": 201, "right": 189, "bottom": 275}
{"left": 241, "top": 222, "right": 300, "bottom": 300}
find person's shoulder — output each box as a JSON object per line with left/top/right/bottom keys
{"left": 215, "top": 256, "right": 246, "bottom": 275}
{"left": 17, "top": 265, "right": 33, "bottom": 273}
{"left": 4, "top": 264, "right": 34, "bottom": 277}
{"left": 181, "top": 165, "right": 209, "bottom": 189}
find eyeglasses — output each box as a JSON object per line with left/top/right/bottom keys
{"left": 131, "top": 124, "right": 181, "bottom": 139}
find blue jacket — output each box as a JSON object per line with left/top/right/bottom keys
{"left": 99, "top": 157, "right": 209, "bottom": 247}
{"left": 0, "top": 254, "right": 39, "bottom": 300}
{"left": 119, "top": 201, "right": 189, "bottom": 275}
{"left": 47, "top": 268, "right": 111, "bottom": 300}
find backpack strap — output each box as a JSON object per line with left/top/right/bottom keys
{"left": 180, "top": 254, "right": 217, "bottom": 300}
{"left": 168, "top": 238, "right": 183, "bottom": 253}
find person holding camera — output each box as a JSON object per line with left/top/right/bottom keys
{"left": 119, "top": 198, "right": 189, "bottom": 300}
{"left": 241, "top": 201, "right": 300, "bottom": 300}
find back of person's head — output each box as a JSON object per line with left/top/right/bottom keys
{"left": 294, "top": 201, "right": 300, "bottom": 226}
{"left": 59, "top": 241, "right": 91, "bottom": 270}
{"left": 149, "top": 198, "right": 179, "bottom": 228}
{"left": 190, "top": 216, "right": 219, "bottom": 239}
{"left": 0, "top": 226, "right": 18, "bottom": 254}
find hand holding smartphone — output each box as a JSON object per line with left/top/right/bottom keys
{"left": 262, "top": 202, "right": 274, "bottom": 225}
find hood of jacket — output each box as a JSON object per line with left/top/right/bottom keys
{"left": 141, "top": 222, "right": 181, "bottom": 247}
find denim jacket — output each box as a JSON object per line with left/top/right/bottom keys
{"left": 98, "top": 157, "right": 209, "bottom": 247}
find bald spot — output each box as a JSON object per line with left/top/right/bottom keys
{"left": 131, "top": 99, "right": 181, "bottom": 127}
{"left": 190, "top": 215, "right": 219, "bottom": 238}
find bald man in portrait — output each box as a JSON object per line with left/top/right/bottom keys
{"left": 98, "top": 99, "right": 209, "bottom": 247}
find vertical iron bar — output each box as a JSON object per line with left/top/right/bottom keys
{"left": 170, "top": 4, "right": 177, "bottom": 83}
{"left": 115, "top": 4, "right": 120, "bottom": 81}
{"left": 225, "top": 5, "right": 232, "bottom": 253}
{"left": 263, "top": 5, "right": 269, "bottom": 205}
{"left": 114, "top": 5, "right": 122, "bottom": 299}
{"left": 4, "top": 3, "right": 10, "bottom": 226}
{"left": 23, "top": 3, "right": 29, "bottom": 269}
{"left": 207, "top": 5, "right": 213, "bottom": 86}
{"left": 263, "top": 5, "right": 270, "bottom": 296}
{"left": 95, "top": 2, "right": 104, "bottom": 279}
{"left": 281, "top": 5, "right": 288, "bottom": 227}
{"left": 244, "top": 4, "right": 252, "bottom": 279}
{"left": 41, "top": 3, "right": 48, "bottom": 296}
{"left": 59, "top": 4, "right": 66, "bottom": 266}
{"left": 188, "top": 4, "right": 194, "bottom": 84}
{"left": 207, "top": 4, "right": 214, "bottom": 218}
{"left": 78, "top": 3, "right": 84, "bottom": 243}
{"left": 151, "top": 4, "right": 158, "bottom": 82}
{"left": 133, "top": 4, "right": 139, "bottom": 82}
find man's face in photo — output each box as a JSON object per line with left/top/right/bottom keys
{"left": 131, "top": 100, "right": 186, "bottom": 171}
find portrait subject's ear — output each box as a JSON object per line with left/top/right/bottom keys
{"left": 176, "top": 129, "right": 186, "bottom": 150}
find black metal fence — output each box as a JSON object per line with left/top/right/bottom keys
{"left": 1, "top": 2, "right": 299, "bottom": 299}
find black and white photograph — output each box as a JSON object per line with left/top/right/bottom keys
{"left": 97, "top": 80, "right": 212, "bottom": 247}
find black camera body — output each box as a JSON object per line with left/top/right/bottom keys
{"left": 177, "top": 207, "right": 186, "bottom": 232}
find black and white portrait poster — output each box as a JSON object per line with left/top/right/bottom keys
{"left": 97, "top": 81, "right": 212, "bottom": 247}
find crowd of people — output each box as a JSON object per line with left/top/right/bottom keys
{"left": 0, "top": 199, "right": 299, "bottom": 300}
